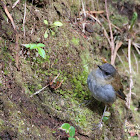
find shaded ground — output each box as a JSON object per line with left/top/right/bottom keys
{"left": 0, "top": 0, "right": 140, "bottom": 140}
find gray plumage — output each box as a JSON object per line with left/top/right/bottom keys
{"left": 87, "top": 63, "right": 117, "bottom": 105}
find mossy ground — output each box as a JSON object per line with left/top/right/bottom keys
{"left": 0, "top": 0, "right": 140, "bottom": 139}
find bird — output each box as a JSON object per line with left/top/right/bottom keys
{"left": 87, "top": 63, "right": 126, "bottom": 128}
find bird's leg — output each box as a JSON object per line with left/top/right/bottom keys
{"left": 79, "top": 100, "right": 91, "bottom": 107}
{"left": 93, "top": 104, "right": 108, "bottom": 130}
{"left": 100, "top": 104, "right": 107, "bottom": 125}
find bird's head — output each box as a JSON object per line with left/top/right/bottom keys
{"left": 97, "top": 63, "right": 117, "bottom": 80}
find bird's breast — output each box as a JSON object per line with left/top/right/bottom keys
{"left": 87, "top": 72, "right": 116, "bottom": 104}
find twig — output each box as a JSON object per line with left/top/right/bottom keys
{"left": 121, "top": 48, "right": 128, "bottom": 62}
{"left": 50, "top": 73, "right": 60, "bottom": 85}
{"left": 30, "top": 84, "right": 49, "bottom": 97}
{"left": 121, "top": 48, "right": 135, "bottom": 74}
{"left": 23, "top": 0, "right": 26, "bottom": 37}
{"left": 54, "top": 80, "right": 64, "bottom": 90}
{"left": 79, "top": 10, "right": 104, "bottom": 15}
{"left": 1, "top": 1, "right": 16, "bottom": 29}
{"left": 133, "top": 43, "right": 140, "bottom": 48}
{"left": 31, "top": 18, "right": 36, "bottom": 34}
{"left": 100, "top": 14, "right": 122, "bottom": 33}
{"left": 1, "top": 0, "right": 20, "bottom": 70}
{"left": 105, "top": 0, "right": 115, "bottom": 65}
{"left": 15, "top": 33, "right": 20, "bottom": 70}
{"left": 81, "top": 0, "right": 86, "bottom": 33}
{"left": 112, "top": 41, "right": 122, "bottom": 65}
{"left": 83, "top": 12, "right": 111, "bottom": 44}
{"left": 81, "top": 0, "right": 86, "bottom": 18}
{"left": 12, "top": 0, "right": 20, "bottom": 8}
{"left": 126, "top": 39, "right": 133, "bottom": 108}
{"left": 116, "top": 53, "right": 128, "bottom": 72}
{"left": 75, "top": 136, "right": 80, "bottom": 140}
{"left": 132, "top": 50, "right": 138, "bottom": 73}
{"left": 30, "top": 73, "right": 61, "bottom": 97}
{"left": 132, "top": 42, "right": 140, "bottom": 55}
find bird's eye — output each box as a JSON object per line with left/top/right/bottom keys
{"left": 104, "top": 71, "right": 110, "bottom": 76}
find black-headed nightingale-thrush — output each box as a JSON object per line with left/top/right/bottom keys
{"left": 87, "top": 63, "right": 126, "bottom": 128}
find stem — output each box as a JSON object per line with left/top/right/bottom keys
{"left": 105, "top": 0, "right": 115, "bottom": 65}
{"left": 127, "top": 39, "right": 133, "bottom": 108}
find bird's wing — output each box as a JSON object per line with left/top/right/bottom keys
{"left": 111, "top": 72, "right": 126, "bottom": 101}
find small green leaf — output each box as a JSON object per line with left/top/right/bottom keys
{"left": 23, "top": 44, "right": 31, "bottom": 48}
{"left": 44, "top": 33, "right": 48, "bottom": 38}
{"left": 37, "top": 47, "right": 46, "bottom": 59}
{"left": 131, "top": 12, "right": 138, "bottom": 25}
{"left": 103, "top": 116, "right": 109, "bottom": 122}
{"left": 44, "top": 20, "right": 48, "bottom": 25}
{"left": 60, "top": 123, "right": 70, "bottom": 133}
{"left": 104, "top": 111, "right": 111, "bottom": 117}
{"left": 36, "top": 43, "right": 45, "bottom": 48}
{"left": 69, "top": 126, "right": 75, "bottom": 138}
{"left": 129, "top": 12, "right": 138, "bottom": 31}
{"left": 68, "top": 137, "right": 75, "bottom": 140}
{"left": 53, "top": 21, "right": 63, "bottom": 27}
{"left": 52, "top": 131, "right": 56, "bottom": 133}
{"left": 51, "top": 30, "right": 55, "bottom": 36}
{"left": 23, "top": 44, "right": 35, "bottom": 48}
{"left": 29, "top": 44, "right": 38, "bottom": 49}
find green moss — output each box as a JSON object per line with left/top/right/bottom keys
{"left": 0, "top": 118, "right": 4, "bottom": 126}
{"left": 71, "top": 37, "right": 80, "bottom": 46}
{"left": 71, "top": 70, "right": 89, "bottom": 100}
{"left": 111, "top": 14, "right": 128, "bottom": 27}
{"left": 52, "top": 101, "right": 62, "bottom": 111}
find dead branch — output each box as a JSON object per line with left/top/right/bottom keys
{"left": 30, "top": 84, "right": 49, "bottom": 97}
{"left": 83, "top": 12, "right": 111, "bottom": 45}
{"left": 112, "top": 41, "right": 122, "bottom": 65}
{"left": 23, "top": 0, "right": 27, "bottom": 37}
{"left": 1, "top": 0, "right": 20, "bottom": 70}
{"left": 121, "top": 48, "right": 128, "bottom": 62}
{"left": 15, "top": 34, "right": 20, "bottom": 70}
{"left": 100, "top": 14, "right": 122, "bottom": 33}
{"left": 1, "top": 0, "right": 16, "bottom": 29}
{"left": 30, "top": 73, "right": 63, "bottom": 97}
{"left": 12, "top": 0, "right": 20, "bottom": 8}
{"left": 116, "top": 53, "right": 127, "bottom": 72}
{"left": 132, "top": 42, "right": 140, "bottom": 55}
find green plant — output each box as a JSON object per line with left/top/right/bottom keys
{"left": 103, "top": 111, "right": 111, "bottom": 122}
{"left": 129, "top": 12, "right": 138, "bottom": 32}
{"left": 22, "top": 43, "right": 46, "bottom": 59}
{"left": 44, "top": 20, "right": 63, "bottom": 38}
{"left": 60, "top": 123, "right": 75, "bottom": 140}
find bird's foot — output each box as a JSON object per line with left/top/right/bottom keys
{"left": 92, "top": 122, "right": 103, "bottom": 130}
{"left": 79, "top": 100, "right": 91, "bottom": 107}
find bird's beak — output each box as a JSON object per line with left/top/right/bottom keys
{"left": 97, "top": 65, "right": 101, "bottom": 69}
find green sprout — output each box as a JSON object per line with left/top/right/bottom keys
{"left": 22, "top": 43, "right": 46, "bottom": 59}
{"left": 103, "top": 111, "right": 111, "bottom": 122}
{"left": 129, "top": 12, "right": 138, "bottom": 32}
{"left": 60, "top": 123, "right": 75, "bottom": 140}
{"left": 44, "top": 20, "right": 63, "bottom": 38}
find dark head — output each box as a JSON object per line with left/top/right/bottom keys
{"left": 97, "top": 63, "right": 117, "bottom": 79}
